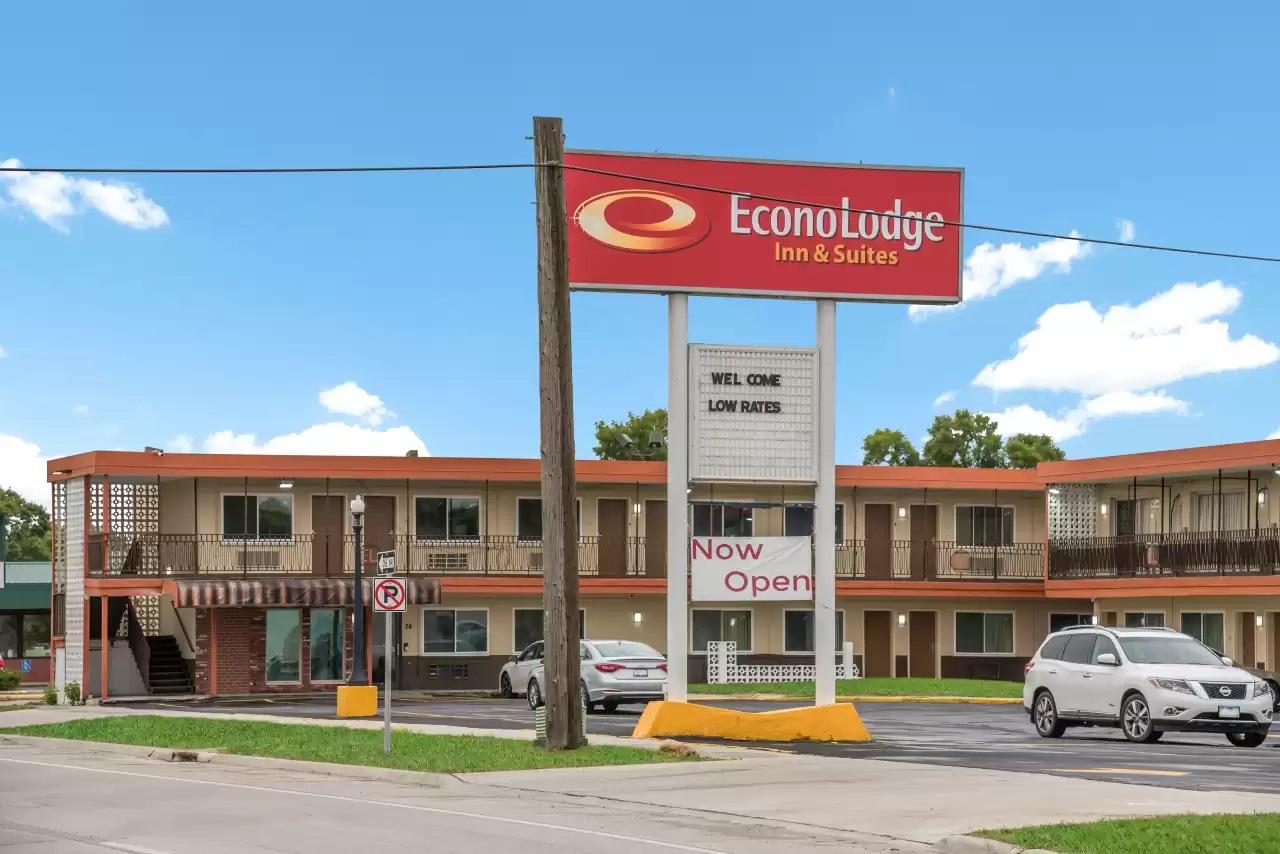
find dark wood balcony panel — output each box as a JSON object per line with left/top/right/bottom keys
{"left": 1048, "top": 529, "right": 1280, "bottom": 579}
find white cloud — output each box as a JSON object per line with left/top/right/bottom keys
{"left": 0, "top": 158, "right": 169, "bottom": 231}
{"left": 0, "top": 343, "right": 8, "bottom": 358}
{"left": 986, "top": 391, "right": 1189, "bottom": 442}
{"left": 1117, "top": 218, "right": 1136, "bottom": 243}
{"left": 168, "top": 434, "right": 195, "bottom": 453}
{"left": 910, "top": 233, "right": 1091, "bottom": 319}
{"left": 318, "top": 381, "right": 390, "bottom": 425}
{"left": 72, "top": 404, "right": 90, "bottom": 417}
{"left": 932, "top": 390, "right": 955, "bottom": 408}
{"left": 0, "top": 433, "right": 49, "bottom": 505}
{"left": 1269, "top": 424, "right": 1280, "bottom": 440}
{"left": 975, "top": 281, "right": 1279, "bottom": 395}
{"left": 201, "top": 422, "right": 427, "bottom": 456}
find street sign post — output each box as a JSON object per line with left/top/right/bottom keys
{"left": 372, "top": 576, "right": 407, "bottom": 753}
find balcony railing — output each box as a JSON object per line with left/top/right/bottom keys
{"left": 836, "top": 539, "right": 1043, "bottom": 581}
{"left": 1049, "top": 528, "right": 1280, "bottom": 579}
{"left": 88, "top": 534, "right": 656, "bottom": 579}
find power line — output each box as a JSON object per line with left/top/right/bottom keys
{"left": 3, "top": 160, "right": 1276, "bottom": 264}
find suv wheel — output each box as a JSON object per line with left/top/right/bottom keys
{"left": 1226, "top": 731, "right": 1267, "bottom": 748}
{"left": 527, "top": 678, "right": 543, "bottom": 710}
{"left": 1032, "top": 691, "right": 1067, "bottom": 738}
{"left": 1120, "top": 693, "right": 1159, "bottom": 743}
{"left": 499, "top": 673, "right": 513, "bottom": 699}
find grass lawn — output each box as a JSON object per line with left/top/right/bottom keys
{"left": 979, "top": 814, "right": 1280, "bottom": 853}
{"left": 690, "top": 677, "right": 1023, "bottom": 698}
{"left": 0, "top": 715, "right": 695, "bottom": 773}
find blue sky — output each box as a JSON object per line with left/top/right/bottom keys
{"left": 2, "top": 2, "right": 1279, "bottom": 502}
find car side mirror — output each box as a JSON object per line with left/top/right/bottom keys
{"left": 1096, "top": 652, "right": 1118, "bottom": 666}
{"left": 1221, "top": 656, "right": 1234, "bottom": 666}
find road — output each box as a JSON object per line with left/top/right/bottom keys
{"left": 0, "top": 738, "right": 925, "bottom": 854}
{"left": 126, "top": 695, "right": 1280, "bottom": 793}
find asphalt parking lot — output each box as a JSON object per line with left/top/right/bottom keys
{"left": 124, "top": 695, "right": 1280, "bottom": 793}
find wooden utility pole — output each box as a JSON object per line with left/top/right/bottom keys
{"left": 533, "top": 115, "right": 584, "bottom": 749}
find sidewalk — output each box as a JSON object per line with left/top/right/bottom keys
{"left": 687, "top": 692, "right": 1022, "bottom": 704}
{"left": 5, "top": 703, "right": 1279, "bottom": 843}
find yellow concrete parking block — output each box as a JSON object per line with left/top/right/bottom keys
{"left": 632, "top": 700, "right": 872, "bottom": 743}
{"left": 335, "top": 685, "right": 378, "bottom": 718}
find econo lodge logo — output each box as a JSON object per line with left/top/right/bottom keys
{"left": 573, "top": 189, "right": 712, "bottom": 253}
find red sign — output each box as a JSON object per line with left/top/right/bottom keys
{"left": 372, "top": 577, "right": 407, "bottom": 612}
{"left": 565, "top": 150, "right": 962, "bottom": 303}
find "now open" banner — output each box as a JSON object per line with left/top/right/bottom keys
{"left": 690, "top": 536, "right": 813, "bottom": 601}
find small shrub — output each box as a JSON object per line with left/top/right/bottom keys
{"left": 0, "top": 670, "right": 21, "bottom": 691}
{"left": 64, "top": 681, "right": 81, "bottom": 705}
{"left": 43, "top": 684, "right": 58, "bottom": 705}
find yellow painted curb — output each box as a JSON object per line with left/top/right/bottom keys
{"left": 336, "top": 685, "right": 378, "bottom": 718}
{"left": 686, "top": 693, "right": 1022, "bottom": 705}
{"left": 632, "top": 701, "right": 871, "bottom": 743}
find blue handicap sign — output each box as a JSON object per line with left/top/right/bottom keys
{"left": 20, "top": 660, "right": 31, "bottom": 673}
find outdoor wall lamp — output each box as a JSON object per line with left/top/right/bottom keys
{"left": 897, "top": 506, "right": 907, "bottom": 519}
{"left": 279, "top": 481, "right": 294, "bottom": 490}
{"left": 1099, "top": 503, "right": 1108, "bottom": 515}
{"left": 1259, "top": 489, "right": 1268, "bottom": 505}
{"left": 633, "top": 612, "right": 643, "bottom": 624}
{"left": 1048, "top": 487, "right": 1061, "bottom": 496}
{"left": 1257, "top": 615, "right": 1265, "bottom": 629}
{"left": 897, "top": 614, "right": 906, "bottom": 628}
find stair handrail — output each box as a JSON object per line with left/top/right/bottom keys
{"left": 125, "top": 601, "right": 152, "bottom": 693}
{"left": 166, "top": 597, "right": 196, "bottom": 659}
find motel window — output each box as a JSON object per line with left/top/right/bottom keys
{"left": 512, "top": 608, "right": 585, "bottom": 652}
{"left": 1193, "top": 493, "right": 1247, "bottom": 533}
{"left": 423, "top": 609, "right": 489, "bottom": 655}
{"left": 516, "top": 498, "right": 581, "bottom": 540}
{"left": 1114, "top": 498, "right": 1161, "bottom": 536}
{"left": 955, "top": 612, "right": 1013, "bottom": 655}
{"left": 956, "top": 506, "right": 1014, "bottom": 548}
{"left": 265, "top": 609, "right": 301, "bottom": 683}
{"left": 1049, "top": 613, "right": 1092, "bottom": 634}
{"left": 1181, "top": 612, "right": 1225, "bottom": 653}
{"left": 415, "top": 497, "right": 481, "bottom": 540}
{"left": 1124, "top": 612, "right": 1165, "bottom": 628}
{"left": 309, "top": 609, "right": 344, "bottom": 682}
{"left": 783, "top": 609, "right": 845, "bottom": 653}
{"left": 0, "top": 613, "right": 50, "bottom": 659}
{"left": 782, "top": 504, "right": 846, "bottom": 542}
{"left": 692, "top": 504, "right": 754, "bottom": 537}
{"left": 223, "top": 494, "right": 293, "bottom": 540}
{"left": 691, "top": 609, "right": 752, "bottom": 653}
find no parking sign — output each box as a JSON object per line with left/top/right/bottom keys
{"left": 372, "top": 577, "right": 407, "bottom": 612}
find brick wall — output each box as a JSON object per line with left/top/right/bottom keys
{"left": 194, "top": 607, "right": 361, "bottom": 696}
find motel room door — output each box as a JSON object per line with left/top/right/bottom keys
{"left": 598, "top": 499, "right": 629, "bottom": 578}
{"left": 909, "top": 611, "right": 937, "bottom": 677}
{"left": 1241, "top": 612, "right": 1257, "bottom": 669}
{"left": 864, "top": 610, "right": 893, "bottom": 678}
{"left": 909, "top": 505, "right": 938, "bottom": 580}
{"left": 644, "top": 500, "right": 667, "bottom": 578}
{"left": 311, "top": 495, "right": 345, "bottom": 576}
{"left": 865, "top": 504, "right": 893, "bottom": 580}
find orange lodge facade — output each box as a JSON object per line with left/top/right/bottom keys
{"left": 45, "top": 438, "right": 1280, "bottom": 699}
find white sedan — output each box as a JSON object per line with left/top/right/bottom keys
{"left": 501, "top": 639, "right": 667, "bottom": 713}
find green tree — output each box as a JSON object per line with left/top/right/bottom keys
{"left": 1005, "top": 433, "right": 1066, "bottom": 468}
{"left": 0, "top": 488, "right": 51, "bottom": 561}
{"left": 922, "top": 409, "right": 1007, "bottom": 468}
{"left": 593, "top": 409, "right": 668, "bottom": 460}
{"left": 861, "top": 428, "right": 921, "bottom": 466}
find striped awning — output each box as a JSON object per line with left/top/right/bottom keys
{"left": 171, "top": 577, "right": 442, "bottom": 608}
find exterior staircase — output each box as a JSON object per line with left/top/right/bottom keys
{"left": 146, "top": 636, "right": 194, "bottom": 695}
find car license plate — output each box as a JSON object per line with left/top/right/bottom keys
{"left": 633, "top": 669, "right": 648, "bottom": 678}
{"left": 1219, "top": 705, "right": 1241, "bottom": 719}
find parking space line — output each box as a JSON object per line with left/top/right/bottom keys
{"left": 1047, "top": 767, "right": 1189, "bottom": 777}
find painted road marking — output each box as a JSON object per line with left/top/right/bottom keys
{"left": 1048, "top": 767, "right": 1189, "bottom": 777}
{"left": 0, "top": 756, "right": 729, "bottom": 853}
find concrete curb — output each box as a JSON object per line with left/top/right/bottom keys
{"left": 687, "top": 693, "right": 1022, "bottom": 705}
{"left": 935, "top": 835, "right": 1061, "bottom": 854}
{"left": 0, "top": 733, "right": 458, "bottom": 787}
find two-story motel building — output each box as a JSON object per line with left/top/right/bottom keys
{"left": 45, "top": 438, "right": 1280, "bottom": 699}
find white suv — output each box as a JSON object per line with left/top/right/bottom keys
{"left": 1024, "top": 626, "right": 1273, "bottom": 747}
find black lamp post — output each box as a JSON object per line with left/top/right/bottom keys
{"left": 349, "top": 494, "right": 368, "bottom": 685}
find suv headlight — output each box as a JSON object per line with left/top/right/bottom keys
{"left": 1149, "top": 677, "right": 1195, "bottom": 695}
{"left": 1253, "top": 680, "right": 1271, "bottom": 699}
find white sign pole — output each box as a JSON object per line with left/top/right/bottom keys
{"left": 814, "top": 300, "right": 837, "bottom": 707}
{"left": 667, "top": 293, "right": 689, "bottom": 702}
{"left": 383, "top": 609, "right": 393, "bottom": 753}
